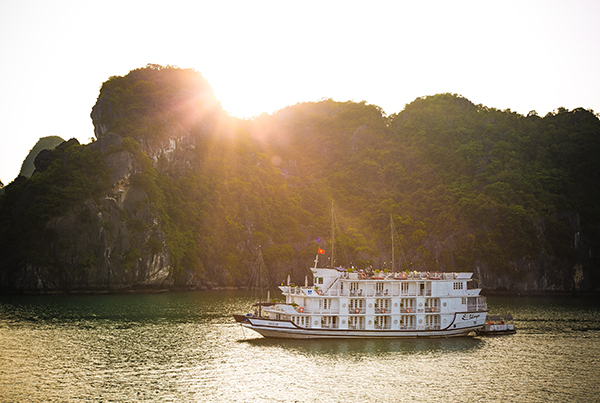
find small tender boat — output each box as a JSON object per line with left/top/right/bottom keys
{"left": 475, "top": 314, "right": 516, "bottom": 336}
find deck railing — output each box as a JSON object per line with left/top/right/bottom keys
{"left": 284, "top": 286, "right": 480, "bottom": 301}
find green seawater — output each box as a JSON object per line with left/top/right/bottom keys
{"left": 1, "top": 291, "right": 599, "bottom": 402}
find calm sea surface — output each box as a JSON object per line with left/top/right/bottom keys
{"left": 1, "top": 291, "right": 599, "bottom": 402}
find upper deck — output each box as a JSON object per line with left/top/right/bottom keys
{"left": 280, "top": 268, "right": 481, "bottom": 298}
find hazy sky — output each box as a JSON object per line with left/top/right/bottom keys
{"left": 1, "top": 0, "right": 599, "bottom": 185}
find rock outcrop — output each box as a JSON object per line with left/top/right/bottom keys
{"left": 1, "top": 67, "right": 598, "bottom": 295}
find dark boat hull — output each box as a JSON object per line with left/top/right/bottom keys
{"left": 233, "top": 314, "right": 250, "bottom": 324}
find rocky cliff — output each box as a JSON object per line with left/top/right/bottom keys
{"left": 0, "top": 66, "right": 598, "bottom": 294}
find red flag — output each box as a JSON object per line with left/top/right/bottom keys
{"left": 318, "top": 248, "right": 325, "bottom": 254}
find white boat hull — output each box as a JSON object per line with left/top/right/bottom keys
{"left": 239, "top": 312, "right": 485, "bottom": 339}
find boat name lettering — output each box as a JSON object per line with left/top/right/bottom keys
{"left": 461, "top": 314, "right": 480, "bottom": 320}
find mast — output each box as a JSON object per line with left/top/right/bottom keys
{"left": 258, "top": 247, "right": 263, "bottom": 317}
{"left": 330, "top": 202, "right": 335, "bottom": 269}
{"left": 391, "top": 214, "right": 395, "bottom": 272}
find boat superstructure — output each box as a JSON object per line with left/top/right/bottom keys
{"left": 235, "top": 264, "right": 488, "bottom": 339}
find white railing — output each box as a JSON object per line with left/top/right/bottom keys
{"left": 309, "top": 309, "right": 340, "bottom": 315}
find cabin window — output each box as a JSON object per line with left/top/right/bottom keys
{"left": 401, "top": 282, "right": 409, "bottom": 294}
{"left": 315, "top": 277, "right": 324, "bottom": 285}
{"left": 295, "top": 316, "right": 309, "bottom": 327}
{"left": 426, "top": 315, "right": 440, "bottom": 329}
{"left": 462, "top": 298, "right": 467, "bottom": 305}
{"left": 321, "top": 316, "right": 338, "bottom": 328}
{"left": 323, "top": 299, "right": 332, "bottom": 310}
{"left": 349, "top": 316, "right": 364, "bottom": 329}
{"left": 375, "top": 299, "right": 390, "bottom": 311}
{"left": 400, "top": 315, "right": 414, "bottom": 329}
{"left": 350, "top": 299, "right": 364, "bottom": 311}
{"left": 374, "top": 315, "right": 390, "bottom": 329}
{"left": 453, "top": 282, "right": 464, "bottom": 290}
{"left": 376, "top": 283, "right": 384, "bottom": 294}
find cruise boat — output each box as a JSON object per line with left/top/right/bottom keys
{"left": 234, "top": 256, "right": 488, "bottom": 339}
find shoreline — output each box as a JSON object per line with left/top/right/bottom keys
{"left": 1, "top": 286, "right": 598, "bottom": 298}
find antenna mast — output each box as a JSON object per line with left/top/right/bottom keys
{"left": 391, "top": 214, "right": 395, "bottom": 272}
{"left": 330, "top": 203, "right": 335, "bottom": 269}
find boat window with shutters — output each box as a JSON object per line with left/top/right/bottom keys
{"left": 401, "top": 282, "right": 409, "bottom": 294}
{"left": 375, "top": 299, "right": 390, "bottom": 310}
{"left": 350, "top": 299, "right": 364, "bottom": 311}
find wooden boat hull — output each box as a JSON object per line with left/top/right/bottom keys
{"left": 475, "top": 329, "right": 516, "bottom": 336}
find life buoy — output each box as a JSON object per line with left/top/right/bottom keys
{"left": 360, "top": 273, "right": 366, "bottom": 279}
{"left": 298, "top": 307, "right": 304, "bottom": 313}
{"left": 317, "top": 289, "right": 323, "bottom": 295}
{"left": 406, "top": 308, "right": 412, "bottom": 313}
{"left": 430, "top": 307, "right": 435, "bottom": 312}
{"left": 381, "top": 308, "right": 386, "bottom": 314}
{"left": 355, "top": 308, "right": 360, "bottom": 314}
{"left": 401, "top": 272, "right": 407, "bottom": 279}
{"left": 426, "top": 272, "right": 430, "bottom": 278}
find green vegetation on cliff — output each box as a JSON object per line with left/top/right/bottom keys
{"left": 18, "top": 136, "right": 65, "bottom": 178}
{"left": 0, "top": 139, "right": 109, "bottom": 273}
{"left": 0, "top": 65, "right": 598, "bottom": 292}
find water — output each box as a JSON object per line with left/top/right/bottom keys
{"left": 1, "top": 292, "right": 599, "bottom": 402}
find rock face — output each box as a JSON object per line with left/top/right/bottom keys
{"left": 8, "top": 131, "right": 174, "bottom": 292}
{"left": 2, "top": 66, "right": 221, "bottom": 293}
{"left": 16, "top": 193, "right": 172, "bottom": 292}
{"left": 1, "top": 68, "right": 598, "bottom": 295}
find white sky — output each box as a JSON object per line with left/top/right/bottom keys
{"left": 1, "top": 0, "right": 599, "bottom": 185}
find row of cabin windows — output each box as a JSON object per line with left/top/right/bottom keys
{"left": 292, "top": 315, "right": 439, "bottom": 329}
{"left": 342, "top": 298, "right": 445, "bottom": 310}
{"left": 346, "top": 282, "right": 430, "bottom": 294}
